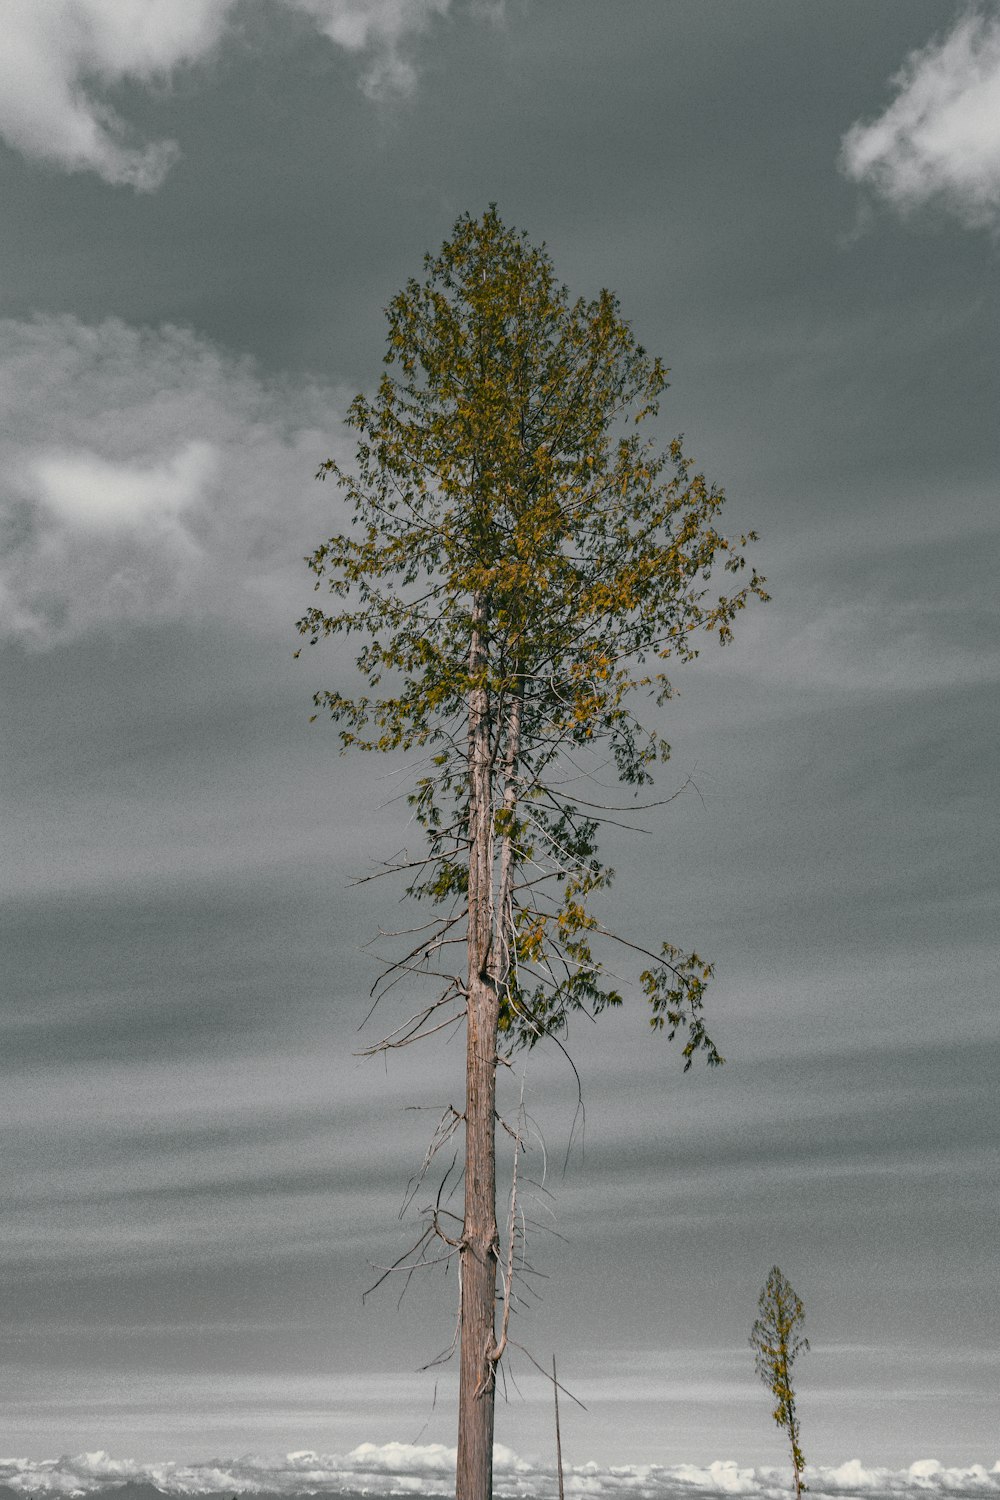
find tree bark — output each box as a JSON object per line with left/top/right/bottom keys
{"left": 492, "top": 680, "right": 522, "bottom": 996}
{"left": 457, "top": 592, "right": 500, "bottom": 1500}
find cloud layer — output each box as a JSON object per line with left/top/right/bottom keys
{"left": 0, "top": 0, "right": 475, "bottom": 189}
{"left": 2, "top": 1449, "right": 999, "bottom": 1500}
{"left": 840, "top": 10, "right": 1000, "bottom": 229}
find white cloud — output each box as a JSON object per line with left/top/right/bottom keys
{"left": 32, "top": 441, "right": 217, "bottom": 529}
{"left": 0, "top": 0, "right": 483, "bottom": 188}
{"left": 0, "top": 0, "right": 231, "bottom": 189}
{"left": 1, "top": 1449, "right": 998, "bottom": 1499}
{"left": 840, "top": 10, "right": 1000, "bottom": 230}
{"left": 0, "top": 314, "right": 348, "bottom": 644}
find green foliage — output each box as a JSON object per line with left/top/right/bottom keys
{"left": 750, "top": 1266, "right": 809, "bottom": 1493}
{"left": 298, "top": 206, "right": 767, "bottom": 1058}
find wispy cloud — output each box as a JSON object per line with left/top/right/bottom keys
{"left": 840, "top": 10, "right": 1000, "bottom": 230}
{"left": 0, "top": 314, "right": 345, "bottom": 644}
{"left": 0, "top": 0, "right": 495, "bottom": 189}
{"left": 1, "top": 1449, "right": 998, "bottom": 1499}
{"left": 698, "top": 586, "right": 1000, "bottom": 696}
{"left": 287, "top": 0, "right": 452, "bottom": 98}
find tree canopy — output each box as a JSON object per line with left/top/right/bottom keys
{"left": 751, "top": 1265, "right": 810, "bottom": 1496}
{"left": 299, "top": 205, "right": 766, "bottom": 1063}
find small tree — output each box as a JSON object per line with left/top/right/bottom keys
{"left": 298, "top": 207, "right": 766, "bottom": 1500}
{"left": 750, "top": 1266, "right": 810, "bottom": 1498}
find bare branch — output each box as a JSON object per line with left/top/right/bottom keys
{"left": 358, "top": 1006, "right": 464, "bottom": 1056}
{"left": 506, "top": 1340, "right": 588, "bottom": 1411}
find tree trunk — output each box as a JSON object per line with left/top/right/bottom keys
{"left": 789, "top": 1407, "right": 803, "bottom": 1500}
{"left": 457, "top": 593, "right": 499, "bottom": 1500}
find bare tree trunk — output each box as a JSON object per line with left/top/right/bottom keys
{"left": 457, "top": 593, "right": 499, "bottom": 1500}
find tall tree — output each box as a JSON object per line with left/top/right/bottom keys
{"left": 750, "top": 1266, "right": 810, "bottom": 1498}
{"left": 298, "top": 207, "right": 766, "bottom": 1500}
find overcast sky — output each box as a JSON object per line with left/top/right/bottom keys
{"left": 3, "top": 0, "right": 999, "bottom": 1482}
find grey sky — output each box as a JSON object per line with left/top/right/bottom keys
{"left": 2, "top": 0, "right": 998, "bottom": 1479}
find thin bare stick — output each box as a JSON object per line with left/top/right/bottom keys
{"left": 554, "top": 1354, "right": 565, "bottom": 1500}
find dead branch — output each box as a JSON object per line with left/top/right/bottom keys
{"left": 488, "top": 1100, "right": 523, "bottom": 1368}
{"left": 507, "top": 1339, "right": 588, "bottom": 1410}
{"left": 399, "top": 1107, "right": 463, "bottom": 1217}
{"left": 358, "top": 1006, "right": 464, "bottom": 1056}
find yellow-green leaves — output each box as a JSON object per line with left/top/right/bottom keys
{"left": 751, "top": 1267, "right": 810, "bottom": 1496}
{"left": 299, "top": 207, "right": 767, "bottom": 1057}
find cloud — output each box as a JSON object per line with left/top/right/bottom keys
{"left": 0, "top": 0, "right": 490, "bottom": 188}
{"left": 0, "top": 0, "right": 229, "bottom": 189}
{"left": 1, "top": 1449, "right": 999, "bottom": 1499}
{"left": 840, "top": 10, "right": 1000, "bottom": 230}
{"left": 31, "top": 442, "right": 217, "bottom": 531}
{"left": 698, "top": 586, "right": 1000, "bottom": 697}
{"left": 287, "top": 0, "right": 452, "bottom": 98}
{"left": 0, "top": 313, "right": 347, "bottom": 645}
